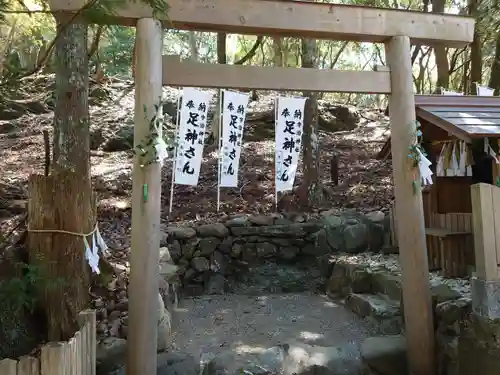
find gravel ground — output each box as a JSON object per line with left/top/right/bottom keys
{"left": 168, "top": 293, "right": 376, "bottom": 365}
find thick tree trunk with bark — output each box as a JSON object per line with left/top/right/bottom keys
{"left": 488, "top": 32, "right": 500, "bottom": 94}
{"left": 468, "top": 0, "right": 482, "bottom": 93}
{"left": 28, "top": 15, "right": 93, "bottom": 341}
{"left": 297, "top": 38, "right": 320, "bottom": 209}
{"left": 53, "top": 17, "right": 90, "bottom": 175}
{"left": 432, "top": 0, "right": 449, "bottom": 91}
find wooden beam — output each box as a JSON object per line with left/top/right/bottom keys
{"left": 162, "top": 56, "right": 391, "bottom": 93}
{"left": 385, "top": 36, "right": 435, "bottom": 375}
{"left": 49, "top": 0, "right": 474, "bottom": 47}
{"left": 127, "top": 18, "right": 163, "bottom": 375}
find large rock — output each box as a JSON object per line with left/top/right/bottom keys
{"left": 168, "top": 226, "right": 197, "bottom": 240}
{"left": 361, "top": 335, "right": 408, "bottom": 375}
{"left": 197, "top": 223, "right": 230, "bottom": 238}
{"left": 157, "top": 293, "right": 172, "bottom": 352}
{"left": 345, "top": 293, "right": 402, "bottom": 335}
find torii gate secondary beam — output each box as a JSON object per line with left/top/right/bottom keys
{"left": 49, "top": 0, "right": 474, "bottom": 47}
{"left": 162, "top": 56, "right": 391, "bottom": 93}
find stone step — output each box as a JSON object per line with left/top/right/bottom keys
{"left": 345, "top": 293, "right": 403, "bottom": 335}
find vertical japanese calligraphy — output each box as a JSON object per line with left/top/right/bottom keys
{"left": 174, "top": 87, "right": 213, "bottom": 186}
{"left": 220, "top": 90, "right": 250, "bottom": 187}
{"left": 275, "top": 96, "right": 307, "bottom": 192}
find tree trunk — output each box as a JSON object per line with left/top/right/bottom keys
{"left": 273, "top": 37, "right": 283, "bottom": 67}
{"left": 297, "top": 38, "right": 320, "bottom": 209}
{"left": 432, "top": 0, "right": 449, "bottom": 91}
{"left": 188, "top": 31, "right": 198, "bottom": 61}
{"left": 31, "top": 15, "right": 93, "bottom": 341}
{"left": 468, "top": 0, "right": 482, "bottom": 93}
{"left": 488, "top": 32, "right": 500, "bottom": 94}
{"left": 53, "top": 17, "right": 90, "bottom": 175}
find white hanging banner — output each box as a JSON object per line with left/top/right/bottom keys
{"left": 477, "top": 84, "right": 495, "bottom": 96}
{"left": 174, "top": 88, "right": 213, "bottom": 186}
{"left": 220, "top": 90, "right": 250, "bottom": 187}
{"left": 275, "top": 96, "right": 307, "bottom": 192}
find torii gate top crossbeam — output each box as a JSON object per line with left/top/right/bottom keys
{"left": 50, "top": 0, "right": 474, "bottom": 48}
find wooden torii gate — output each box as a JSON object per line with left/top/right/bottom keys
{"left": 48, "top": 1, "right": 475, "bottom": 375}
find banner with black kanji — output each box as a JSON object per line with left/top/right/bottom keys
{"left": 275, "top": 96, "right": 307, "bottom": 192}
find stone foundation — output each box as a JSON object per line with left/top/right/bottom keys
{"left": 161, "top": 210, "right": 391, "bottom": 295}
{"left": 327, "top": 255, "right": 500, "bottom": 375}
{"left": 471, "top": 277, "right": 500, "bottom": 319}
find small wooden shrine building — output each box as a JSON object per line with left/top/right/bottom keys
{"left": 379, "top": 95, "right": 500, "bottom": 278}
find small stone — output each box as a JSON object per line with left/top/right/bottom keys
{"left": 167, "top": 226, "right": 196, "bottom": 240}
{"left": 225, "top": 216, "right": 249, "bottom": 227}
{"left": 278, "top": 246, "right": 299, "bottom": 260}
{"left": 365, "top": 210, "right": 385, "bottom": 223}
{"left": 109, "top": 319, "right": 121, "bottom": 337}
{"left": 255, "top": 242, "right": 277, "bottom": 258}
{"left": 159, "top": 247, "right": 172, "bottom": 262}
{"left": 115, "top": 299, "right": 129, "bottom": 311}
{"left": 249, "top": 215, "right": 275, "bottom": 226}
{"left": 198, "top": 237, "right": 221, "bottom": 256}
{"left": 97, "top": 322, "right": 108, "bottom": 334}
{"left": 231, "top": 243, "right": 243, "bottom": 258}
{"left": 109, "top": 310, "right": 122, "bottom": 321}
{"left": 218, "top": 236, "right": 233, "bottom": 254}
{"left": 210, "top": 251, "right": 229, "bottom": 274}
{"left": 182, "top": 238, "right": 199, "bottom": 258}
{"left": 197, "top": 223, "right": 229, "bottom": 238}
{"left": 191, "top": 257, "right": 210, "bottom": 272}
{"left": 184, "top": 268, "right": 196, "bottom": 281}
{"left": 94, "top": 298, "right": 105, "bottom": 308}
{"left": 343, "top": 222, "right": 368, "bottom": 253}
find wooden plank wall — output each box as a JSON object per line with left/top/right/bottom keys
{"left": 429, "top": 212, "right": 475, "bottom": 268}
{"left": 0, "top": 310, "right": 96, "bottom": 375}
{"left": 389, "top": 198, "right": 475, "bottom": 270}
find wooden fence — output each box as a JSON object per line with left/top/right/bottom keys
{"left": 0, "top": 310, "right": 96, "bottom": 375}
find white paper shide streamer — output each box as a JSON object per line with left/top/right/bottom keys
{"left": 220, "top": 90, "right": 250, "bottom": 187}
{"left": 477, "top": 84, "right": 495, "bottom": 96}
{"left": 441, "top": 89, "right": 464, "bottom": 96}
{"left": 84, "top": 224, "right": 108, "bottom": 274}
{"left": 417, "top": 148, "right": 433, "bottom": 186}
{"left": 275, "top": 97, "right": 307, "bottom": 192}
{"left": 174, "top": 88, "right": 213, "bottom": 186}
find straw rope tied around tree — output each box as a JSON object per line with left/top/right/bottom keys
{"left": 408, "top": 120, "right": 433, "bottom": 195}
{"left": 27, "top": 222, "right": 108, "bottom": 274}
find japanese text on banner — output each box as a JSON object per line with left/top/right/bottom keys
{"left": 275, "top": 97, "right": 307, "bottom": 192}
{"left": 220, "top": 90, "right": 250, "bottom": 187}
{"left": 174, "top": 88, "right": 213, "bottom": 186}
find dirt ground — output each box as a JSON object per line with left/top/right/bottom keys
{"left": 169, "top": 293, "right": 376, "bottom": 373}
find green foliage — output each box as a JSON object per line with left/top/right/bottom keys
{"left": 133, "top": 100, "right": 177, "bottom": 167}
{"left": 0, "top": 262, "right": 64, "bottom": 316}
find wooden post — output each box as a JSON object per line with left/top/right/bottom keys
{"left": 471, "top": 183, "right": 500, "bottom": 280}
{"left": 127, "top": 18, "right": 163, "bottom": 375}
{"left": 385, "top": 36, "right": 435, "bottom": 375}
{"left": 18, "top": 356, "right": 39, "bottom": 375}
{"left": 0, "top": 359, "right": 17, "bottom": 375}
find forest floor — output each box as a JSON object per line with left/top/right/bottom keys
{"left": 0, "top": 76, "right": 393, "bottom": 251}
